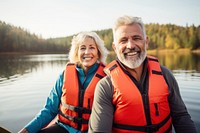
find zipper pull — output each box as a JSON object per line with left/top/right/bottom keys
{"left": 154, "top": 103, "right": 159, "bottom": 116}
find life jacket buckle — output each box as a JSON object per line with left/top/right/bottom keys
{"left": 73, "top": 116, "right": 88, "bottom": 124}
{"left": 74, "top": 106, "right": 91, "bottom": 114}
{"left": 73, "top": 116, "right": 82, "bottom": 124}
{"left": 146, "top": 124, "right": 159, "bottom": 132}
{"left": 74, "top": 106, "right": 81, "bottom": 112}
{"left": 74, "top": 107, "right": 85, "bottom": 113}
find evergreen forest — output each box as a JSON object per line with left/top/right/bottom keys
{"left": 0, "top": 20, "right": 200, "bottom": 53}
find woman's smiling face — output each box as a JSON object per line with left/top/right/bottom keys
{"left": 78, "top": 37, "right": 99, "bottom": 72}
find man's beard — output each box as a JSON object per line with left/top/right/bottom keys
{"left": 117, "top": 47, "right": 147, "bottom": 69}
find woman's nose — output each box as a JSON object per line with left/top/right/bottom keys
{"left": 85, "top": 48, "right": 91, "bottom": 54}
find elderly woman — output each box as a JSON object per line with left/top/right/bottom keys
{"left": 19, "top": 31, "right": 108, "bottom": 133}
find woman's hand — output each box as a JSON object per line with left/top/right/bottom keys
{"left": 18, "top": 128, "right": 29, "bottom": 133}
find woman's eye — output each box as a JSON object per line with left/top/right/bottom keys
{"left": 90, "top": 47, "right": 95, "bottom": 49}
{"left": 80, "top": 47, "right": 86, "bottom": 50}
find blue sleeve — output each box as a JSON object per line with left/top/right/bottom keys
{"left": 25, "top": 72, "right": 64, "bottom": 133}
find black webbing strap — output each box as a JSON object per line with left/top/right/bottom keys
{"left": 113, "top": 114, "right": 171, "bottom": 132}
{"left": 100, "top": 63, "right": 105, "bottom": 67}
{"left": 95, "top": 73, "right": 104, "bottom": 79}
{"left": 148, "top": 57, "right": 162, "bottom": 76}
{"left": 152, "top": 70, "right": 163, "bottom": 75}
{"left": 109, "top": 64, "right": 118, "bottom": 71}
{"left": 164, "top": 124, "right": 172, "bottom": 133}
{"left": 61, "top": 102, "right": 91, "bottom": 114}
{"left": 148, "top": 57, "right": 158, "bottom": 62}
{"left": 59, "top": 110, "right": 89, "bottom": 124}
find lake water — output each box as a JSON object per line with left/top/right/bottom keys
{"left": 0, "top": 53, "right": 200, "bottom": 133}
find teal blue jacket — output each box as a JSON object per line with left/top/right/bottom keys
{"left": 25, "top": 63, "right": 99, "bottom": 133}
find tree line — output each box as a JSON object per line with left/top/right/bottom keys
{"left": 0, "top": 20, "right": 199, "bottom": 53}
{"left": 0, "top": 21, "right": 69, "bottom": 53}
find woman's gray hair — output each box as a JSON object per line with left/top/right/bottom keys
{"left": 112, "top": 15, "right": 146, "bottom": 43}
{"left": 68, "top": 31, "right": 109, "bottom": 64}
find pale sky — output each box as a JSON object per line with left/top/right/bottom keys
{"left": 0, "top": 0, "right": 200, "bottom": 38}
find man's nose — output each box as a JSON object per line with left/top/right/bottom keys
{"left": 126, "top": 39, "right": 135, "bottom": 49}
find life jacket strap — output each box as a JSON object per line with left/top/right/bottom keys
{"left": 59, "top": 110, "right": 89, "bottom": 124}
{"left": 95, "top": 73, "right": 104, "bottom": 79}
{"left": 152, "top": 70, "right": 163, "bottom": 75}
{"left": 61, "top": 102, "right": 91, "bottom": 114}
{"left": 113, "top": 114, "right": 171, "bottom": 132}
{"left": 148, "top": 57, "right": 159, "bottom": 62}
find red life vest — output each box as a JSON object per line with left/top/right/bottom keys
{"left": 58, "top": 63, "right": 105, "bottom": 132}
{"left": 105, "top": 56, "right": 172, "bottom": 133}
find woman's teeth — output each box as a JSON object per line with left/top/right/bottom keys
{"left": 83, "top": 57, "right": 92, "bottom": 60}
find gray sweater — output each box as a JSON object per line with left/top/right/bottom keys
{"left": 89, "top": 59, "right": 197, "bottom": 133}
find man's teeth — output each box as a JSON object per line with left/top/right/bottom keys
{"left": 126, "top": 52, "right": 137, "bottom": 55}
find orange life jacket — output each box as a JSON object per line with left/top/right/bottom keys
{"left": 104, "top": 56, "right": 172, "bottom": 133}
{"left": 58, "top": 63, "right": 105, "bottom": 132}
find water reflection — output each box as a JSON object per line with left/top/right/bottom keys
{"left": 0, "top": 53, "right": 199, "bottom": 132}
{"left": 154, "top": 53, "right": 200, "bottom": 72}
{"left": 0, "top": 53, "right": 200, "bottom": 83}
{"left": 0, "top": 54, "right": 68, "bottom": 83}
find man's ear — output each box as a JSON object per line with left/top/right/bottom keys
{"left": 145, "top": 36, "right": 149, "bottom": 49}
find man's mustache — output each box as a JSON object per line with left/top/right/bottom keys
{"left": 123, "top": 47, "right": 140, "bottom": 54}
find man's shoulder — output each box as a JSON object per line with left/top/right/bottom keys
{"left": 160, "top": 65, "right": 173, "bottom": 75}
{"left": 99, "top": 75, "right": 112, "bottom": 85}
{"left": 160, "top": 65, "right": 177, "bottom": 86}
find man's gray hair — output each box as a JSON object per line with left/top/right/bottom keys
{"left": 112, "top": 15, "right": 146, "bottom": 42}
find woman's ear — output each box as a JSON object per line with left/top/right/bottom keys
{"left": 112, "top": 42, "right": 116, "bottom": 51}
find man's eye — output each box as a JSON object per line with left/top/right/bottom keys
{"left": 133, "top": 37, "right": 142, "bottom": 41}
{"left": 120, "top": 39, "right": 127, "bottom": 44}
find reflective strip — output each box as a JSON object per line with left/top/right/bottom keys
{"left": 59, "top": 110, "right": 89, "bottom": 124}
{"left": 61, "top": 101, "right": 91, "bottom": 114}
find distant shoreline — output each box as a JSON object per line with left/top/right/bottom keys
{"left": 0, "top": 51, "right": 67, "bottom": 55}
{"left": 147, "top": 48, "right": 200, "bottom": 55}
{"left": 0, "top": 48, "right": 200, "bottom": 55}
